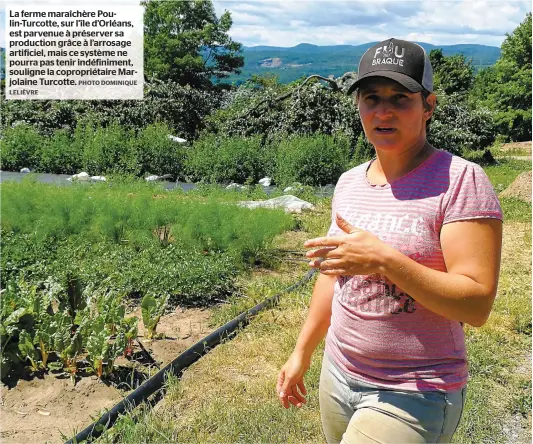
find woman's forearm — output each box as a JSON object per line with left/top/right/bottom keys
{"left": 293, "top": 273, "right": 336, "bottom": 360}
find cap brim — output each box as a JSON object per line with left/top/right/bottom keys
{"left": 346, "top": 71, "right": 423, "bottom": 95}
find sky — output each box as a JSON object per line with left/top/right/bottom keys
{"left": 1, "top": 1, "right": 531, "bottom": 49}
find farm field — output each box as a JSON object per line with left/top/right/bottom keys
{"left": 0, "top": 180, "right": 298, "bottom": 442}
{"left": 0, "top": 156, "right": 531, "bottom": 443}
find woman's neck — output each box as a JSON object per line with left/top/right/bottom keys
{"left": 369, "top": 139, "right": 436, "bottom": 185}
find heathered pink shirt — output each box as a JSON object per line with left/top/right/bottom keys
{"left": 325, "top": 149, "right": 503, "bottom": 392}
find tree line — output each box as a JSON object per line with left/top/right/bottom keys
{"left": 1, "top": 2, "right": 531, "bottom": 183}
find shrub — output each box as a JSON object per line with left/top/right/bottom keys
{"left": 347, "top": 134, "right": 374, "bottom": 169}
{"left": 206, "top": 78, "right": 363, "bottom": 150}
{"left": 273, "top": 134, "right": 351, "bottom": 186}
{"left": 0, "top": 124, "right": 42, "bottom": 171}
{"left": 0, "top": 120, "right": 188, "bottom": 178}
{"left": 38, "top": 129, "right": 82, "bottom": 174}
{"left": 1, "top": 100, "right": 84, "bottom": 137}
{"left": 185, "top": 134, "right": 268, "bottom": 184}
{"left": 81, "top": 122, "right": 140, "bottom": 176}
{"left": 1, "top": 79, "right": 226, "bottom": 141}
{"left": 429, "top": 90, "right": 497, "bottom": 155}
{"left": 136, "top": 123, "right": 187, "bottom": 179}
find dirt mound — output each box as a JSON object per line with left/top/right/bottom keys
{"left": 500, "top": 171, "right": 532, "bottom": 202}
{"left": 500, "top": 141, "right": 532, "bottom": 153}
{"left": 0, "top": 375, "right": 123, "bottom": 443}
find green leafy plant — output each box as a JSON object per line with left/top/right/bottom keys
{"left": 0, "top": 342, "right": 20, "bottom": 381}
{"left": 93, "top": 288, "right": 126, "bottom": 335}
{"left": 1, "top": 280, "right": 53, "bottom": 379}
{"left": 273, "top": 134, "right": 351, "bottom": 187}
{"left": 33, "top": 313, "right": 57, "bottom": 369}
{"left": 185, "top": 135, "right": 267, "bottom": 184}
{"left": 122, "top": 318, "right": 138, "bottom": 358}
{"left": 58, "top": 274, "right": 87, "bottom": 320}
{"left": 51, "top": 311, "right": 83, "bottom": 382}
{"left": 86, "top": 317, "right": 127, "bottom": 378}
{"left": 17, "top": 330, "right": 40, "bottom": 372}
{"left": 141, "top": 294, "right": 169, "bottom": 339}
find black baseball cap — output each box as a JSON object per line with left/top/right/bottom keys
{"left": 347, "top": 38, "right": 433, "bottom": 95}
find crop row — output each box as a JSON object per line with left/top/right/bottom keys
{"left": 1, "top": 181, "right": 296, "bottom": 382}
{"left": 1, "top": 276, "right": 168, "bottom": 383}
{"left": 2, "top": 179, "right": 294, "bottom": 263}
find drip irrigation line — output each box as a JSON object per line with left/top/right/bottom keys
{"left": 66, "top": 268, "right": 317, "bottom": 444}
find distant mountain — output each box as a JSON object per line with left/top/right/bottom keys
{"left": 0, "top": 42, "right": 500, "bottom": 86}
{"left": 221, "top": 42, "right": 500, "bottom": 85}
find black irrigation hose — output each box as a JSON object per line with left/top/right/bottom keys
{"left": 66, "top": 268, "right": 317, "bottom": 444}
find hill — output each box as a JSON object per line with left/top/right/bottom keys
{"left": 0, "top": 42, "right": 500, "bottom": 86}
{"left": 221, "top": 42, "right": 500, "bottom": 85}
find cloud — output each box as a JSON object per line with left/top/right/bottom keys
{"left": 2, "top": 1, "right": 530, "bottom": 50}
{"left": 213, "top": 0, "right": 531, "bottom": 47}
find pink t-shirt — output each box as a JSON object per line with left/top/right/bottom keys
{"left": 325, "top": 149, "right": 503, "bottom": 392}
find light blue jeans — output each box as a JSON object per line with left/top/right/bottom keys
{"left": 319, "top": 352, "right": 466, "bottom": 444}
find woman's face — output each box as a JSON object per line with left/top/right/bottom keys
{"left": 357, "top": 77, "right": 435, "bottom": 153}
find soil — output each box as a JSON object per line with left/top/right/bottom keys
{"left": 499, "top": 170, "right": 532, "bottom": 202}
{"left": 0, "top": 375, "right": 122, "bottom": 443}
{"left": 128, "top": 306, "right": 212, "bottom": 367}
{"left": 0, "top": 307, "right": 213, "bottom": 444}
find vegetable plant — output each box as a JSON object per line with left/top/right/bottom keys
{"left": 33, "top": 313, "right": 56, "bottom": 369}
{"left": 51, "top": 312, "right": 83, "bottom": 382}
{"left": 18, "top": 330, "right": 40, "bottom": 372}
{"left": 86, "top": 317, "right": 128, "bottom": 378}
{"left": 141, "top": 294, "right": 169, "bottom": 339}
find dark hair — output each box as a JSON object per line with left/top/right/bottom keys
{"left": 353, "top": 88, "right": 435, "bottom": 130}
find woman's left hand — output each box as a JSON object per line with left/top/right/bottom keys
{"left": 304, "top": 213, "right": 391, "bottom": 276}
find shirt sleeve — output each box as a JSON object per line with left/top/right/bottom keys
{"left": 442, "top": 163, "right": 503, "bottom": 225}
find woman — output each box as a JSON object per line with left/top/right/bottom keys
{"left": 276, "top": 38, "right": 503, "bottom": 444}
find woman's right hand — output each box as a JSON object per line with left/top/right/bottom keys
{"left": 276, "top": 351, "right": 310, "bottom": 409}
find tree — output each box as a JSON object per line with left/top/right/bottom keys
{"left": 429, "top": 49, "right": 474, "bottom": 96}
{"left": 470, "top": 13, "right": 531, "bottom": 141}
{"left": 142, "top": 0, "right": 244, "bottom": 89}
{"left": 500, "top": 12, "right": 532, "bottom": 67}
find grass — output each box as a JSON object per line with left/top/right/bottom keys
{"left": 455, "top": 219, "right": 531, "bottom": 443}
{"left": 490, "top": 142, "right": 531, "bottom": 158}
{"left": 483, "top": 158, "right": 531, "bottom": 194}
{"left": 484, "top": 158, "right": 532, "bottom": 224}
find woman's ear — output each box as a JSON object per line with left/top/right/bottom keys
{"left": 424, "top": 93, "right": 437, "bottom": 121}
{"left": 352, "top": 91, "right": 359, "bottom": 107}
